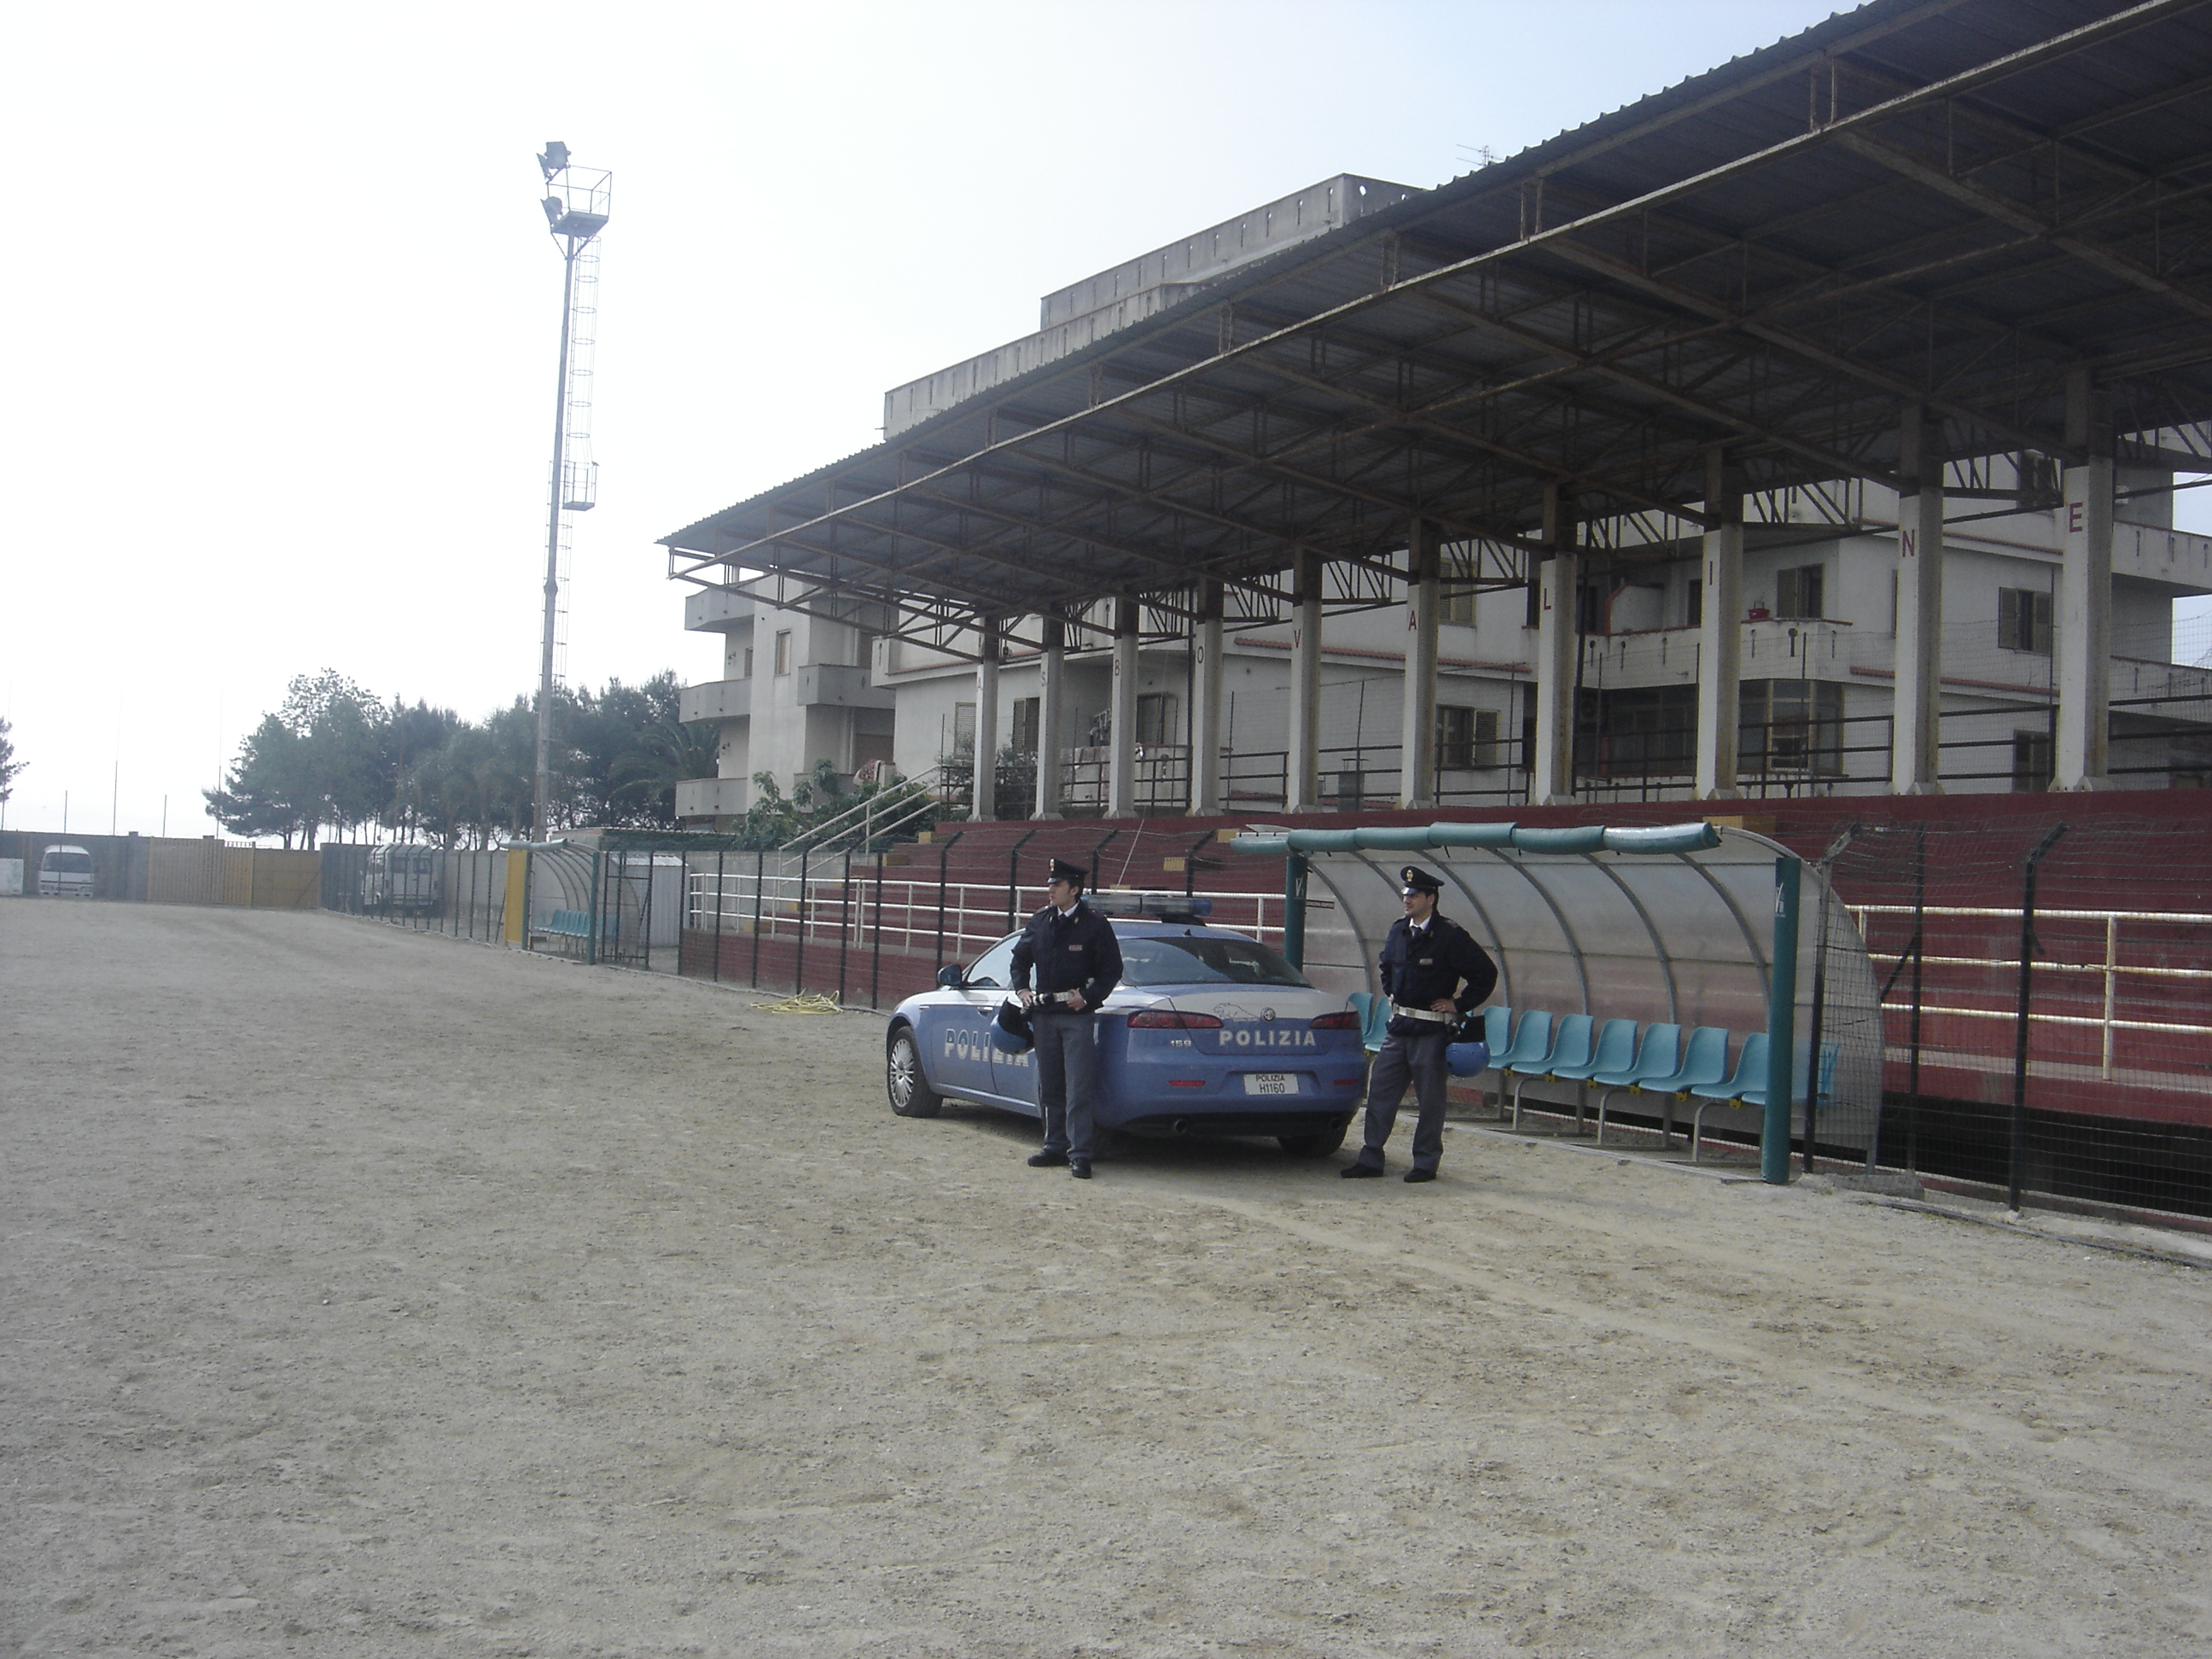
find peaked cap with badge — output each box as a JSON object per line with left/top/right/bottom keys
{"left": 1048, "top": 858, "right": 1087, "bottom": 887}
{"left": 1399, "top": 864, "right": 1443, "bottom": 896}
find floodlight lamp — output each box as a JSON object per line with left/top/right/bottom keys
{"left": 542, "top": 196, "right": 563, "bottom": 226}
{"left": 538, "top": 140, "right": 570, "bottom": 179}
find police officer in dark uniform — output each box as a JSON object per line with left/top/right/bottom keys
{"left": 1343, "top": 864, "right": 1499, "bottom": 1183}
{"left": 1011, "top": 858, "right": 1124, "bottom": 1179}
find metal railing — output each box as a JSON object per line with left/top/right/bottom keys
{"left": 687, "top": 871, "right": 1283, "bottom": 961}
{"left": 778, "top": 766, "right": 944, "bottom": 853}
{"left": 1849, "top": 903, "right": 2212, "bottom": 1084}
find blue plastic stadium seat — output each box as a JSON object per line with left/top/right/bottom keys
{"left": 1686, "top": 1038, "right": 1842, "bottom": 1162}
{"left": 1537, "top": 1016, "right": 1640, "bottom": 1135}
{"left": 1590, "top": 1022, "right": 1681, "bottom": 1147}
{"left": 1508, "top": 1013, "right": 1592, "bottom": 1130}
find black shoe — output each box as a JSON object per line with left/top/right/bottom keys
{"left": 1340, "top": 1162, "right": 1384, "bottom": 1179}
{"left": 1404, "top": 1167, "right": 1438, "bottom": 1184}
{"left": 1068, "top": 1161, "right": 1092, "bottom": 1180}
{"left": 1027, "top": 1150, "right": 1069, "bottom": 1167}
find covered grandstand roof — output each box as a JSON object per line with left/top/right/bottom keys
{"left": 663, "top": 0, "right": 2212, "bottom": 654}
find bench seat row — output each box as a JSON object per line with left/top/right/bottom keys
{"left": 1347, "top": 995, "right": 1836, "bottom": 1163}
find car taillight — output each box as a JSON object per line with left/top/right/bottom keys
{"left": 1309, "top": 1011, "right": 1360, "bottom": 1030}
{"left": 1126, "top": 1009, "right": 1224, "bottom": 1029}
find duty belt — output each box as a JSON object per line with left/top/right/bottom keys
{"left": 1032, "top": 991, "right": 1087, "bottom": 1008}
{"left": 1392, "top": 1002, "right": 1456, "bottom": 1024}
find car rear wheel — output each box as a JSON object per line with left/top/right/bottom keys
{"left": 887, "top": 1027, "right": 942, "bottom": 1119}
{"left": 1278, "top": 1118, "right": 1349, "bottom": 1158}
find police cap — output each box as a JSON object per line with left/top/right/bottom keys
{"left": 1048, "top": 858, "right": 1087, "bottom": 888}
{"left": 1400, "top": 864, "right": 1443, "bottom": 895}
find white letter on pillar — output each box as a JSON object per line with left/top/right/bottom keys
{"left": 1107, "top": 597, "right": 1139, "bottom": 818}
{"left": 1533, "top": 489, "right": 1579, "bottom": 806}
{"left": 1694, "top": 453, "right": 1743, "bottom": 799}
{"left": 1890, "top": 407, "right": 1946, "bottom": 794}
{"left": 1286, "top": 552, "right": 1324, "bottom": 812}
{"left": 1400, "top": 521, "right": 1441, "bottom": 809}
{"left": 972, "top": 614, "right": 1000, "bottom": 822}
{"left": 1190, "top": 581, "right": 1225, "bottom": 815}
{"left": 2056, "top": 370, "right": 2115, "bottom": 790}
{"left": 1034, "top": 612, "right": 1065, "bottom": 819}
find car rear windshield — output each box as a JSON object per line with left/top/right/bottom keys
{"left": 1119, "top": 934, "right": 1309, "bottom": 988}
{"left": 45, "top": 853, "right": 93, "bottom": 873}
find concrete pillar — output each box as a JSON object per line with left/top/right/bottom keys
{"left": 2056, "top": 369, "right": 2116, "bottom": 791}
{"left": 1033, "top": 612, "right": 1065, "bottom": 819}
{"left": 1399, "top": 521, "right": 1441, "bottom": 809}
{"left": 1890, "top": 406, "right": 1946, "bottom": 794}
{"left": 971, "top": 614, "right": 1000, "bottom": 822}
{"left": 1189, "top": 581, "right": 1225, "bottom": 815}
{"left": 1533, "top": 487, "right": 1580, "bottom": 805}
{"left": 1694, "top": 452, "right": 1744, "bottom": 799}
{"left": 1107, "top": 597, "right": 1139, "bottom": 818}
{"left": 1285, "top": 551, "right": 1324, "bottom": 812}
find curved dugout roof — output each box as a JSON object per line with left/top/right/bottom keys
{"left": 666, "top": 0, "right": 2212, "bottom": 655}
{"left": 1234, "top": 820, "right": 1883, "bottom": 1150}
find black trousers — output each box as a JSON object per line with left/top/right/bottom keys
{"left": 1354, "top": 1027, "right": 1451, "bottom": 1172}
{"left": 1033, "top": 1010, "right": 1100, "bottom": 1161}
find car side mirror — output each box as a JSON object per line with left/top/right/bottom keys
{"left": 935, "top": 963, "right": 967, "bottom": 989}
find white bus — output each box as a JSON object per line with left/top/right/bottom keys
{"left": 362, "top": 844, "right": 441, "bottom": 916}
{"left": 38, "top": 844, "right": 95, "bottom": 898}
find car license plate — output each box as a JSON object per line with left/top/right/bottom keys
{"left": 1243, "top": 1073, "right": 1296, "bottom": 1096}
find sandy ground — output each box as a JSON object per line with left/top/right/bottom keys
{"left": 4, "top": 902, "right": 2212, "bottom": 1659}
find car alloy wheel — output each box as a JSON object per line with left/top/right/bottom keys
{"left": 887, "top": 1028, "right": 943, "bottom": 1119}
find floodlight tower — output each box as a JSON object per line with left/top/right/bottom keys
{"left": 532, "top": 141, "right": 611, "bottom": 839}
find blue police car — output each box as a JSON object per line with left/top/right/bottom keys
{"left": 883, "top": 900, "right": 1366, "bottom": 1156}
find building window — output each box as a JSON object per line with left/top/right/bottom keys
{"left": 1011, "top": 696, "right": 1040, "bottom": 757}
{"left": 1776, "top": 564, "right": 1825, "bottom": 620}
{"left": 1686, "top": 579, "right": 1703, "bottom": 629}
{"left": 742, "top": 647, "right": 754, "bottom": 679}
{"left": 854, "top": 629, "right": 878, "bottom": 670}
{"left": 1135, "top": 692, "right": 1180, "bottom": 747}
{"left": 1576, "top": 578, "right": 1607, "bottom": 636}
{"left": 1525, "top": 576, "right": 1542, "bottom": 630}
{"left": 1999, "top": 587, "right": 2053, "bottom": 655}
{"left": 1588, "top": 686, "right": 1696, "bottom": 777}
{"left": 1436, "top": 706, "right": 1500, "bottom": 769}
{"left": 1440, "top": 544, "right": 1478, "bottom": 625}
{"left": 952, "top": 702, "right": 976, "bottom": 753}
{"left": 1740, "top": 679, "right": 1843, "bottom": 773}
{"left": 2011, "top": 730, "right": 2053, "bottom": 792}
{"left": 773, "top": 631, "right": 793, "bottom": 675}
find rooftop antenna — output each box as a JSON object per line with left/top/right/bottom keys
{"left": 532, "top": 141, "right": 611, "bottom": 839}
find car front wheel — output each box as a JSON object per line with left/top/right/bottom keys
{"left": 887, "top": 1027, "right": 943, "bottom": 1119}
{"left": 1278, "top": 1117, "right": 1349, "bottom": 1158}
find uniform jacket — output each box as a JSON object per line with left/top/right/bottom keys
{"left": 1010, "top": 899, "right": 1124, "bottom": 1009}
{"left": 1379, "top": 911, "right": 1499, "bottom": 1035}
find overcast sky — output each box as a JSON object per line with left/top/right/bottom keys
{"left": 6, "top": 1, "right": 2204, "bottom": 838}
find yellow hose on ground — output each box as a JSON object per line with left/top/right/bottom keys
{"left": 750, "top": 992, "right": 843, "bottom": 1015}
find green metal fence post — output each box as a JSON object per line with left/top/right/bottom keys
{"left": 585, "top": 848, "right": 603, "bottom": 968}
{"left": 1762, "top": 854, "right": 1802, "bottom": 1185}
{"left": 1282, "top": 852, "right": 1310, "bottom": 970}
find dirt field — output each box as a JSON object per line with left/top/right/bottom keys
{"left": 5, "top": 902, "right": 2211, "bottom": 1657}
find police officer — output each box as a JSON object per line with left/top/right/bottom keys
{"left": 1343, "top": 864, "right": 1499, "bottom": 1183}
{"left": 1011, "top": 858, "right": 1124, "bottom": 1179}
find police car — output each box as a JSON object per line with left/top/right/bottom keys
{"left": 883, "top": 898, "right": 1365, "bottom": 1156}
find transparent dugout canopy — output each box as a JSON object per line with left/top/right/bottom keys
{"left": 1231, "top": 821, "right": 1881, "bottom": 1151}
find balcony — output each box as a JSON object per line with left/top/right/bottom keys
{"left": 684, "top": 586, "right": 754, "bottom": 633}
{"left": 674, "top": 777, "right": 749, "bottom": 821}
{"left": 678, "top": 678, "right": 750, "bottom": 723}
{"left": 1577, "top": 620, "right": 1866, "bottom": 691}
{"left": 795, "top": 662, "right": 894, "bottom": 709}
